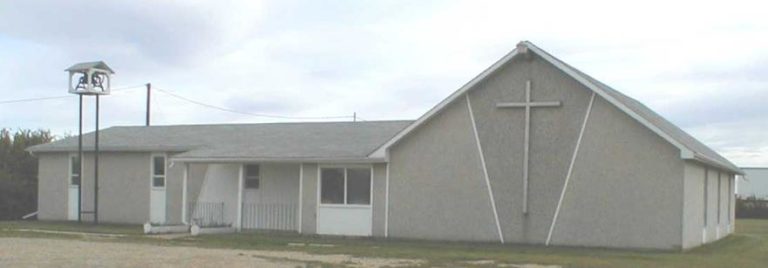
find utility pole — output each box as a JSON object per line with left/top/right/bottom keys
{"left": 146, "top": 83, "right": 151, "bottom": 126}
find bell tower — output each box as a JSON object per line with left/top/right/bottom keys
{"left": 66, "top": 61, "right": 114, "bottom": 95}
{"left": 66, "top": 61, "right": 114, "bottom": 224}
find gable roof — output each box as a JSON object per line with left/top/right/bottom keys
{"left": 27, "top": 121, "right": 412, "bottom": 162}
{"left": 370, "top": 41, "right": 742, "bottom": 175}
{"left": 65, "top": 61, "right": 115, "bottom": 74}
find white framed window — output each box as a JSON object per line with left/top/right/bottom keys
{"left": 151, "top": 155, "right": 166, "bottom": 188}
{"left": 244, "top": 164, "right": 260, "bottom": 189}
{"left": 69, "top": 155, "right": 80, "bottom": 186}
{"left": 320, "top": 166, "right": 371, "bottom": 206}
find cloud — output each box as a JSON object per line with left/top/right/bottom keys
{"left": 1, "top": 0, "right": 767, "bottom": 166}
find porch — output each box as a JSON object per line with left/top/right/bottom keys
{"left": 174, "top": 162, "right": 381, "bottom": 236}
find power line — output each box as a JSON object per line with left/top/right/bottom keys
{"left": 0, "top": 84, "right": 145, "bottom": 105}
{"left": 0, "top": 95, "right": 71, "bottom": 104}
{"left": 154, "top": 87, "right": 355, "bottom": 120}
{"left": 0, "top": 84, "right": 365, "bottom": 121}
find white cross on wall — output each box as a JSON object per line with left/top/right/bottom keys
{"left": 495, "top": 80, "right": 561, "bottom": 215}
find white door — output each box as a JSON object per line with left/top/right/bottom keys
{"left": 150, "top": 155, "right": 167, "bottom": 224}
{"left": 316, "top": 167, "right": 373, "bottom": 236}
{"left": 68, "top": 186, "right": 79, "bottom": 220}
{"left": 67, "top": 155, "right": 80, "bottom": 221}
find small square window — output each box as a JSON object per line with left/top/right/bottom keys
{"left": 246, "top": 165, "right": 259, "bottom": 177}
{"left": 70, "top": 156, "right": 81, "bottom": 186}
{"left": 321, "top": 168, "right": 345, "bottom": 204}
{"left": 153, "top": 176, "right": 165, "bottom": 187}
{"left": 347, "top": 168, "right": 371, "bottom": 205}
{"left": 153, "top": 156, "right": 165, "bottom": 176}
{"left": 244, "top": 164, "right": 260, "bottom": 189}
{"left": 245, "top": 178, "right": 259, "bottom": 189}
{"left": 70, "top": 156, "right": 80, "bottom": 175}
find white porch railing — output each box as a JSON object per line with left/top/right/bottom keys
{"left": 188, "top": 202, "right": 226, "bottom": 227}
{"left": 242, "top": 203, "right": 297, "bottom": 231}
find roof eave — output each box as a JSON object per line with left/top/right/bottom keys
{"left": 688, "top": 153, "right": 744, "bottom": 175}
{"left": 171, "top": 156, "right": 387, "bottom": 164}
{"left": 26, "top": 146, "right": 194, "bottom": 153}
{"left": 368, "top": 41, "right": 741, "bottom": 175}
{"left": 368, "top": 47, "right": 522, "bottom": 158}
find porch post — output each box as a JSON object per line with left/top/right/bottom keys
{"left": 298, "top": 163, "right": 304, "bottom": 233}
{"left": 236, "top": 164, "right": 244, "bottom": 231}
{"left": 182, "top": 163, "right": 188, "bottom": 225}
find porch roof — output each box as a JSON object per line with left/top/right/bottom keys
{"left": 27, "top": 121, "right": 413, "bottom": 162}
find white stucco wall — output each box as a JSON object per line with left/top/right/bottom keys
{"left": 195, "top": 164, "right": 240, "bottom": 225}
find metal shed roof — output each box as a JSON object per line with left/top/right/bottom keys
{"left": 65, "top": 61, "right": 115, "bottom": 73}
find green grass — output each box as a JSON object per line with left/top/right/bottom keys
{"left": 2, "top": 219, "right": 767, "bottom": 267}
{"left": 0, "top": 220, "right": 143, "bottom": 235}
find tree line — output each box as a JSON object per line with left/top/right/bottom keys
{"left": 0, "top": 129, "right": 54, "bottom": 220}
{"left": 736, "top": 196, "right": 768, "bottom": 219}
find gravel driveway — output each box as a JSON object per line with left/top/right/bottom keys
{"left": 0, "top": 238, "right": 422, "bottom": 267}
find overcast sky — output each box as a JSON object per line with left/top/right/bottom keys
{"left": 0, "top": 0, "right": 766, "bottom": 166}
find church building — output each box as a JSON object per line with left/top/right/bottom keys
{"left": 29, "top": 41, "right": 741, "bottom": 250}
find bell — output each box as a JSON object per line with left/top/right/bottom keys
{"left": 66, "top": 61, "right": 114, "bottom": 95}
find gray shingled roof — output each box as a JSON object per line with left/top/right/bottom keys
{"left": 525, "top": 42, "right": 741, "bottom": 174}
{"left": 27, "top": 121, "right": 412, "bottom": 161}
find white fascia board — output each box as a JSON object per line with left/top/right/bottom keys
{"left": 524, "top": 42, "right": 747, "bottom": 175}
{"left": 523, "top": 43, "right": 695, "bottom": 159}
{"left": 693, "top": 153, "right": 744, "bottom": 175}
{"left": 171, "top": 156, "right": 387, "bottom": 164}
{"left": 368, "top": 48, "right": 521, "bottom": 159}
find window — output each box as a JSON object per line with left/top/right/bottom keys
{"left": 347, "top": 168, "right": 371, "bottom": 204}
{"left": 320, "top": 167, "right": 371, "bottom": 205}
{"left": 152, "top": 155, "right": 165, "bottom": 188}
{"left": 321, "top": 168, "right": 345, "bottom": 204}
{"left": 245, "top": 164, "right": 260, "bottom": 189}
{"left": 69, "top": 155, "right": 80, "bottom": 186}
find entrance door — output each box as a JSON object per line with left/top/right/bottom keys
{"left": 316, "top": 166, "right": 373, "bottom": 236}
{"left": 68, "top": 186, "right": 79, "bottom": 220}
{"left": 150, "top": 154, "right": 167, "bottom": 223}
{"left": 67, "top": 155, "right": 80, "bottom": 220}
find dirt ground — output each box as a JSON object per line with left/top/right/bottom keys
{"left": 0, "top": 238, "right": 423, "bottom": 267}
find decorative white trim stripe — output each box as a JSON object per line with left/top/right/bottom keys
{"left": 546, "top": 92, "right": 596, "bottom": 246}
{"left": 466, "top": 94, "right": 505, "bottom": 243}
{"left": 366, "top": 41, "right": 740, "bottom": 175}
{"left": 369, "top": 48, "right": 522, "bottom": 159}
{"left": 522, "top": 43, "right": 696, "bottom": 160}
{"left": 298, "top": 163, "right": 304, "bottom": 233}
{"left": 384, "top": 163, "right": 390, "bottom": 237}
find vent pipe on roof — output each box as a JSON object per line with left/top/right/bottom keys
{"left": 517, "top": 41, "right": 532, "bottom": 60}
